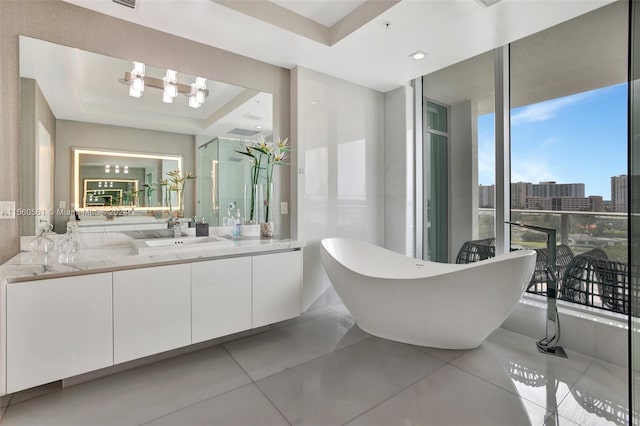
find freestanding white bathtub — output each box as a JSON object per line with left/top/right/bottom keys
{"left": 321, "top": 238, "right": 536, "bottom": 349}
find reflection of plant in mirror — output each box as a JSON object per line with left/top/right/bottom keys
{"left": 235, "top": 136, "right": 289, "bottom": 223}
{"left": 143, "top": 182, "right": 157, "bottom": 208}
{"left": 122, "top": 186, "right": 137, "bottom": 207}
{"left": 165, "top": 169, "right": 196, "bottom": 213}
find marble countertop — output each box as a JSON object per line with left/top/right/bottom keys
{"left": 2, "top": 235, "right": 303, "bottom": 284}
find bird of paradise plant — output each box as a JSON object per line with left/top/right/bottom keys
{"left": 235, "top": 135, "right": 290, "bottom": 224}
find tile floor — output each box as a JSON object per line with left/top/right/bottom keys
{"left": 0, "top": 304, "right": 630, "bottom": 426}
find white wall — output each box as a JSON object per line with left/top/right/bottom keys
{"left": 449, "top": 101, "right": 478, "bottom": 260}
{"left": 384, "top": 86, "right": 414, "bottom": 256}
{"left": 292, "top": 67, "right": 385, "bottom": 311}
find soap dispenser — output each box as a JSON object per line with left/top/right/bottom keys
{"left": 196, "top": 217, "right": 209, "bottom": 237}
{"left": 232, "top": 209, "right": 242, "bottom": 238}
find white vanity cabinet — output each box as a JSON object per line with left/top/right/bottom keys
{"left": 6, "top": 273, "right": 113, "bottom": 393}
{"left": 191, "top": 257, "right": 252, "bottom": 343}
{"left": 2, "top": 245, "right": 303, "bottom": 394}
{"left": 252, "top": 251, "right": 302, "bottom": 327}
{"left": 113, "top": 264, "right": 191, "bottom": 364}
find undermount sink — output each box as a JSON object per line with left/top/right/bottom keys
{"left": 134, "top": 235, "right": 233, "bottom": 254}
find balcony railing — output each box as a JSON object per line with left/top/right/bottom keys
{"left": 476, "top": 208, "right": 629, "bottom": 314}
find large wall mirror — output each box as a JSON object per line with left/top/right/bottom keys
{"left": 19, "top": 36, "right": 273, "bottom": 235}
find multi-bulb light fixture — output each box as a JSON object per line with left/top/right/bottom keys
{"left": 104, "top": 165, "right": 128, "bottom": 174}
{"left": 124, "top": 62, "right": 208, "bottom": 108}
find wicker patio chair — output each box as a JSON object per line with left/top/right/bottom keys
{"left": 455, "top": 238, "right": 496, "bottom": 264}
{"left": 559, "top": 249, "right": 629, "bottom": 314}
{"left": 526, "top": 244, "right": 575, "bottom": 295}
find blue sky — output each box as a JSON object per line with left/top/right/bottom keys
{"left": 478, "top": 83, "right": 627, "bottom": 199}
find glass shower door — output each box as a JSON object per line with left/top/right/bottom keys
{"left": 196, "top": 139, "right": 219, "bottom": 225}
{"left": 422, "top": 100, "right": 449, "bottom": 262}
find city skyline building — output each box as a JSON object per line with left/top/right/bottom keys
{"left": 478, "top": 177, "right": 622, "bottom": 212}
{"left": 611, "top": 174, "right": 628, "bottom": 212}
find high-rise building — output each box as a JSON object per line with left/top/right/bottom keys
{"left": 531, "top": 181, "right": 585, "bottom": 198}
{"left": 511, "top": 182, "right": 532, "bottom": 209}
{"left": 611, "top": 174, "right": 627, "bottom": 212}
{"left": 479, "top": 185, "right": 494, "bottom": 208}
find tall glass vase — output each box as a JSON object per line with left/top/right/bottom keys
{"left": 259, "top": 182, "right": 274, "bottom": 238}
{"left": 244, "top": 184, "right": 260, "bottom": 224}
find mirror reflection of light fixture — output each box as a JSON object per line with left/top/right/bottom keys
{"left": 115, "top": 165, "right": 120, "bottom": 174}
{"left": 124, "top": 65, "right": 209, "bottom": 108}
{"left": 129, "top": 62, "right": 145, "bottom": 98}
{"left": 124, "top": 165, "right": 129, "bottom": 174}
{"left": 189, "top": 76, "right": 207, "bottom": 109}
{"left": 105, "top": 164, "right": 110, "bottom": 173}
{"left": 163, "top": 69, "right": 178, "bottom": 103}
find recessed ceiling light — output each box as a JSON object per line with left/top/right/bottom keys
{"left": 256, "top": 125, "right": 263, "bottom": 129}
{"left": 410, "top": 51, "right": 427, "bottom": 60}
{"left": 310, "top": 100, "right": 318, "bottom": 105}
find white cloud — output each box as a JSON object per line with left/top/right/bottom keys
{"left": 511, "top": 137, "right": 559, "bottom": 183}
{"left": 511, "top": 92, "right": 592, "bottom": 126}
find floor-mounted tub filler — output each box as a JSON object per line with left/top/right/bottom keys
{"left": 321, "top": 238, "right": 536, "bottom": 350}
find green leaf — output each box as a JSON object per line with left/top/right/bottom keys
{"left": 234, "top": 150, "right": 256, "bottom": 159}
{"left": 252, "top": 147, "right": 270, "bottom": 156}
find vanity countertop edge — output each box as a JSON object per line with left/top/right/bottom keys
{"left": 1, "top": 238, "right": 304, "bottom": 285}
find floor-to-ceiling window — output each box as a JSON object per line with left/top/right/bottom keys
{"left": 510, "top": 1, "right": 628, "bottom": 305}
{"left": 419, "top": 0, "right": 632, "bottom": 420}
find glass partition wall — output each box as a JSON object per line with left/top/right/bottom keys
{"left": 510, "top": 6, "right": 628, "bottom": 263}
{"left": 420, "top": 50, "right": 495, "bottom": 262}
{"left": 510, "top": 2, "right": 628, "bottom": 310}
{"left": 420, "top": 0, "right": 633, "bottom": 420}
{"left": 196, "top": 137, "right": 253, "bottom": 226}
{"left": 418, "top": 0, "right": 634, "bottom": 418}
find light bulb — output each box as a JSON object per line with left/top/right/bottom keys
{"left": 195, "top": 77, "right": 206, "bottom": 89}
{"left": 129, "top": 86, "right": 141, "bottom": 98}
{"left": 132, "top": 77, "right": 144, "bottom": 92}
{"left": 133, "top": 62, "right": 145, "bottom": 76}
{"left": 195, "top": 90, "right": 205, "bottom": 104}
{"left": 188, "top": 96, "right": 201, "bottom": 108}
{"left": 164, "top": 69, "right": 177, "bottom": 83}
{"left": 164, "top": 83, "right": 178, "bottom": 99}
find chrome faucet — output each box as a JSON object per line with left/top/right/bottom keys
{"left": 173, "top": 219, "right": 182, "bottom": 238}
